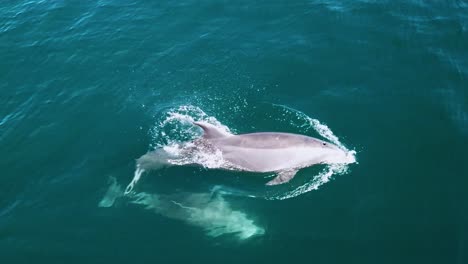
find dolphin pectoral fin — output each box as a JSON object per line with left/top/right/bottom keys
{"left": 266, "top": 170, "right": 298, "bottom": 186}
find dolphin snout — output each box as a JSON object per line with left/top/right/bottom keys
{"left": 324, "top": 146, "right": 355, "bottom": 164}
{"left": 336, "top": 149, "right": 356, "bottom": 164}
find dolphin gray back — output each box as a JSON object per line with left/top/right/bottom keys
{"left": 193, "top": 121, "right": 333, "bottom": 149}
{"left": 212, "top": 132, "right": 329, "bottom": 149}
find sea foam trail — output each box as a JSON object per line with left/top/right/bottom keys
{"left": 100, "top": 178, "right": 264, "bottom": 240}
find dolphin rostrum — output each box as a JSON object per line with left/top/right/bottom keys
{"left": 132, "top": 121, "right": 354, "bottom": 188}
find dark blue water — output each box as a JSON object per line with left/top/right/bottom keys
{"left": 1, "top": 1, "right": 467, "bottom": 263}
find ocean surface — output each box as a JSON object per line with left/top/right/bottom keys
{"left": 1, "top": 0, "right": 467, "bottom": 263}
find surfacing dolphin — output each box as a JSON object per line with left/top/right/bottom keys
{"left": 134, "top": 121, "right": 354, "bottom": 187}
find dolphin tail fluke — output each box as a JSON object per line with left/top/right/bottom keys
{"left": 266, "top": 169, "right": 298, "bottom": 186}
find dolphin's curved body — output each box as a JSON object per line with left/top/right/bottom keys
{"left": 136, "top": 121, "right": 353, "bottom": 186}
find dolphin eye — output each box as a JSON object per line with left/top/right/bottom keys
{"left": 322, "top": 143, "right": 326, "bottom": 146}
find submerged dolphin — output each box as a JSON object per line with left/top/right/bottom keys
{"left": 135, "top": 121, "right": 353, "bottom": 186}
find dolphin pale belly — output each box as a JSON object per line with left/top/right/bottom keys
{"left": 136, "top": 121, "right": 354, "bottom": 186}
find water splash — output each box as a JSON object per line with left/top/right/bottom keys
{"left": 265, "top": 163, "right": 349, "bottom": 200}
{"left": 271, "top": 103, "right": 352, "bottom": 150}
{"left": 163, "top": 143, "right": 228, "bottom": 169}
{"left": 125, "top": 105, "right": 236, "bottom": 194}
{"left": 150, "top": 105, "right": 231, "bottom": 148}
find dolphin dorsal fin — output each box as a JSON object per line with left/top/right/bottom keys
{"left": 193, "top": 121, "right": 232, "bottom": 139}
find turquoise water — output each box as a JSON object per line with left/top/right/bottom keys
{"left": 1, "top": 0, "right": 468, "bottom": 263}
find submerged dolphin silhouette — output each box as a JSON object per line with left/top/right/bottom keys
{"left": 134, "top": 121, "right": 353, "bottom": 187}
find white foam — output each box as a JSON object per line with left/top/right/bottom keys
{"left": 161, "top": 142, "right": 230, "bottom": 169}
{"left": 268, "top": 163, "right": 349, "bottom": 200}
{"left": 272, "top": 103, "right": 354, "bottom": 151}
{"left": 124, "top": 105, "right": 237, "bottom": 193}
{"left": 152, "top": 105, "right": 231, "bottom": 148}
{"left": 124, "top": 166, "right": 145, "bottom": 194}
{"left": 309, "top": 119, "right": 342, "bottom": 148}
